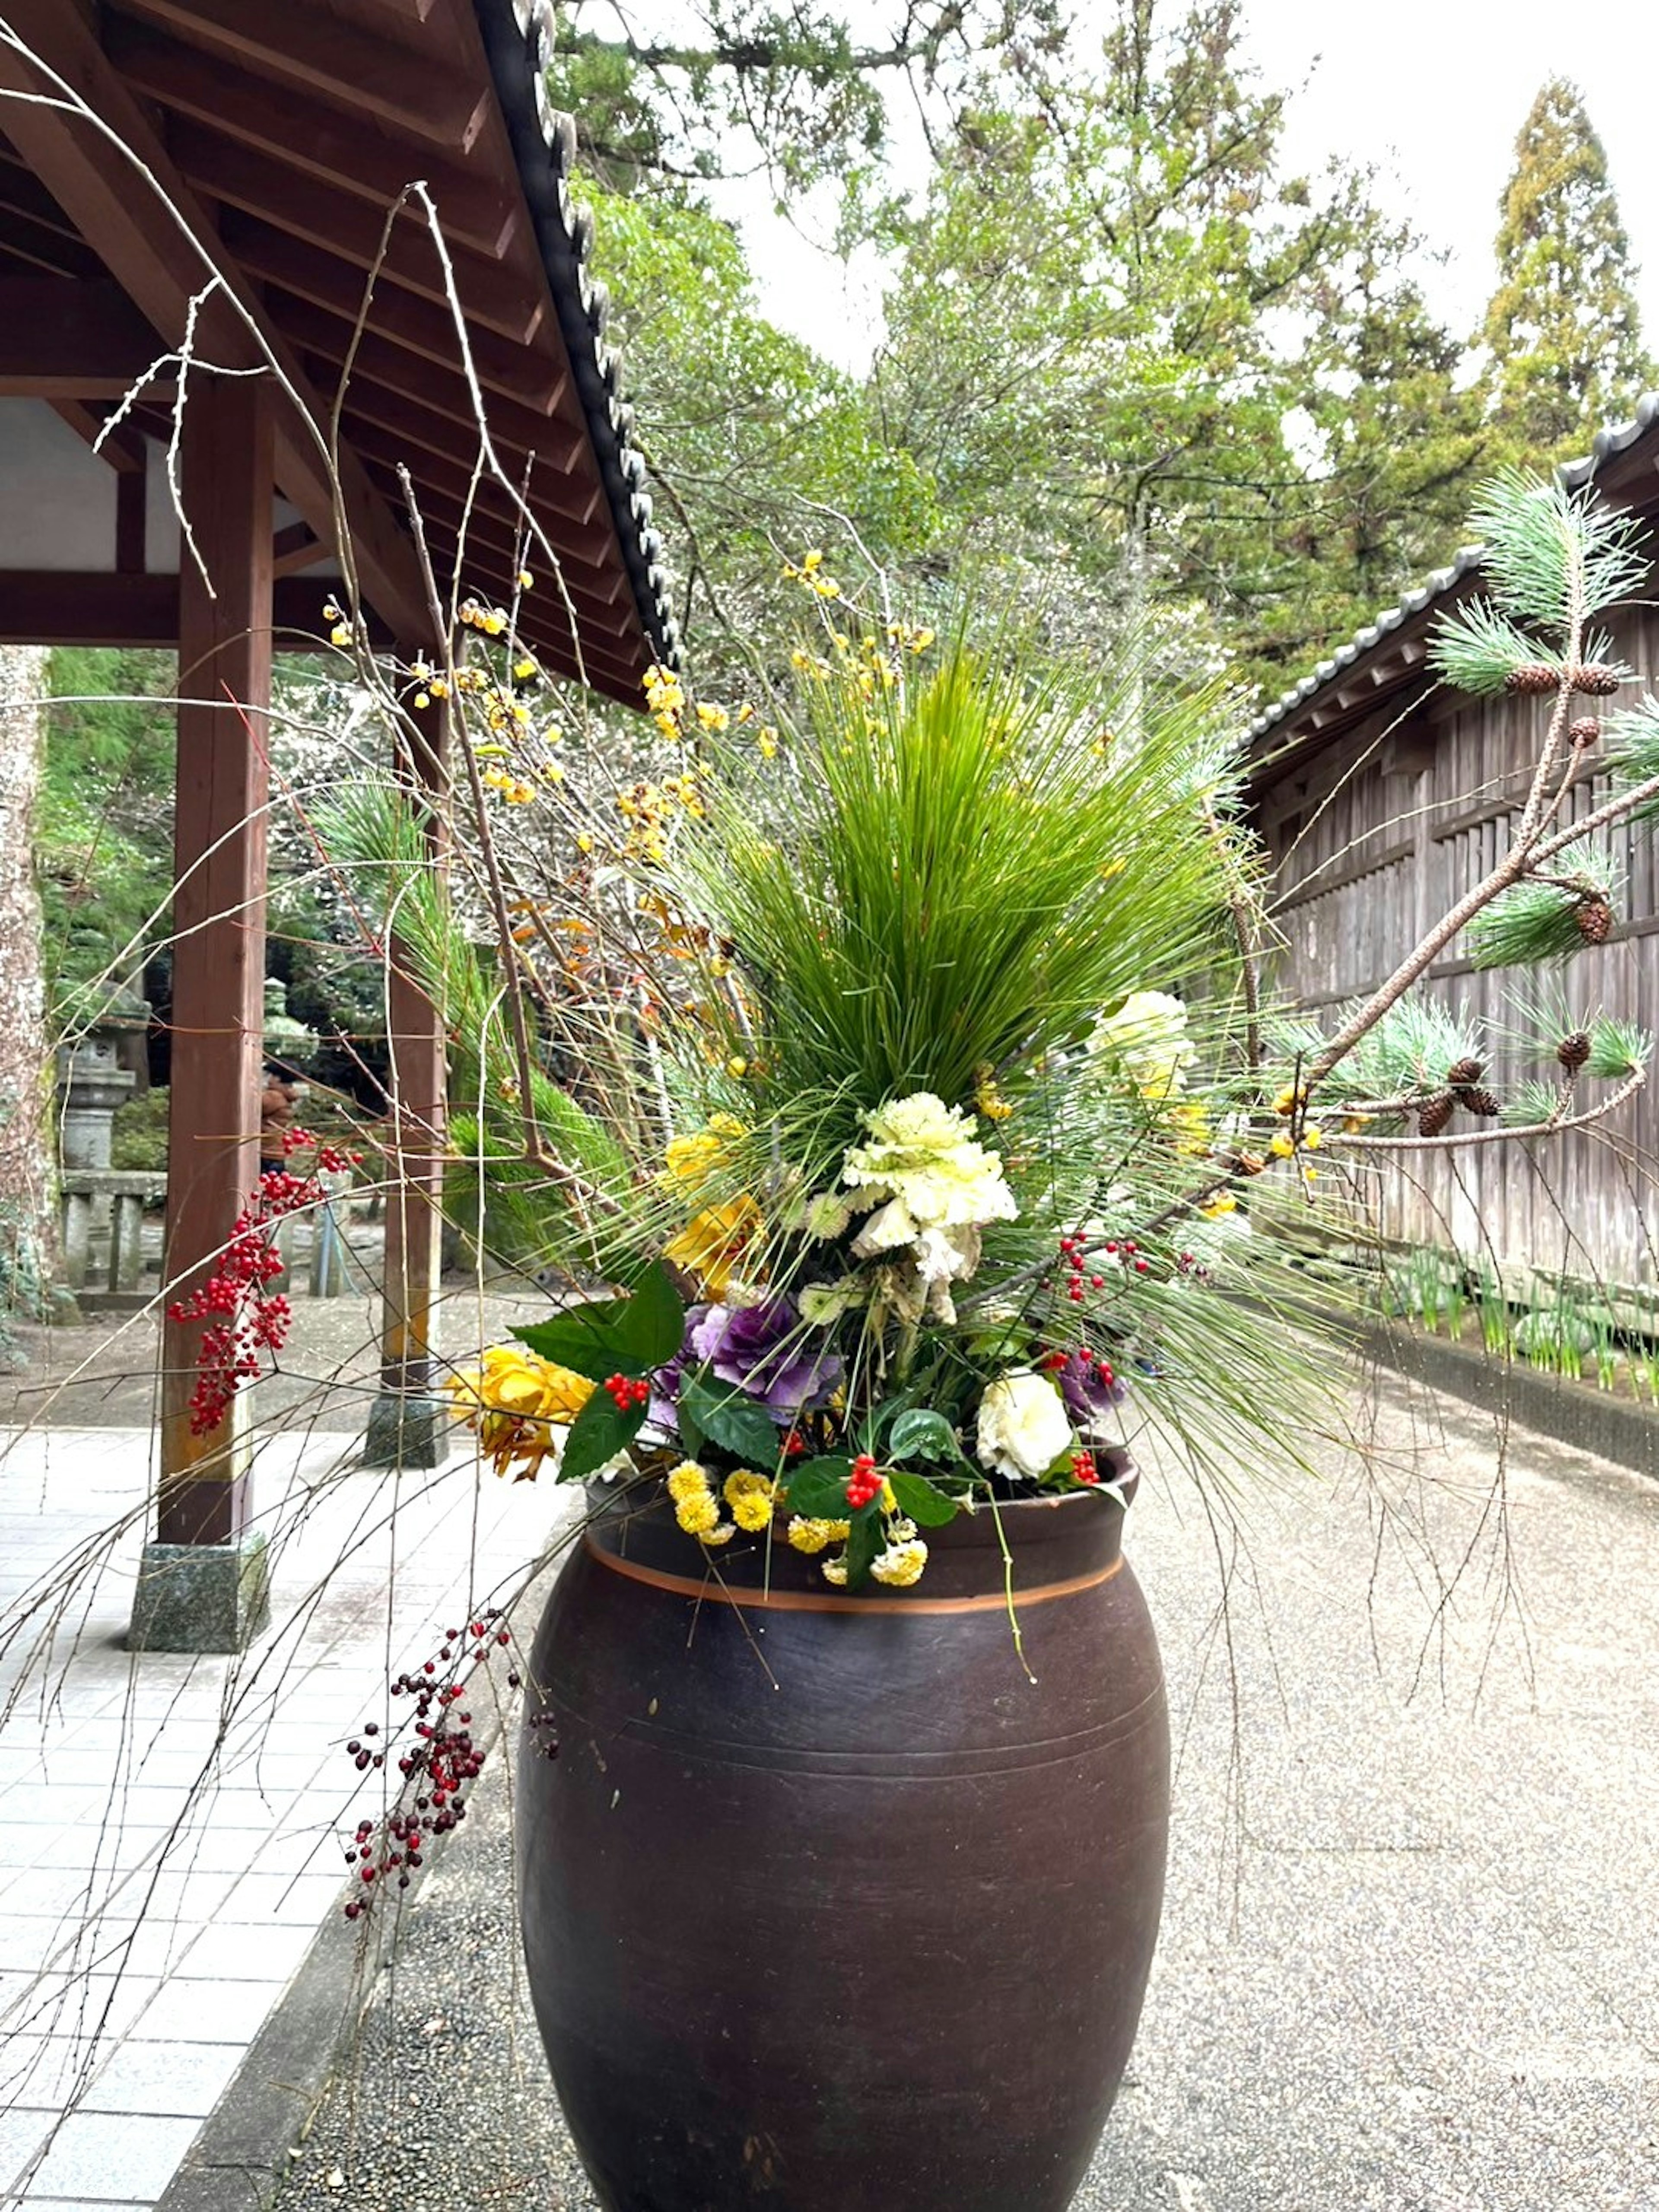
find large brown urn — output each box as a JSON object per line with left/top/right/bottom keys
{"left": 516, "top": 1472, "right": 1169, "bottom": 2212}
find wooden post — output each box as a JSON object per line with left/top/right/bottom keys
{"left": 363, "top": 679, "right": 451, "bottom": 1468}
{"left": 133, "top": 375, "right": 273, "bottom": 1651}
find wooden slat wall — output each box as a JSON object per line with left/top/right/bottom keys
{"left": 1258, "top": 597, "right": 1659, "bottom": 1287}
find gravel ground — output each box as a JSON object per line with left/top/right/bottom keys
{"left": 274, "top": 1375, "right": 1659, "bottom": 2212}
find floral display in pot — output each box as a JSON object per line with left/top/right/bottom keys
{"left": 436, "top": 614, "right": 1342, "bottom": 2212}
{"left": 318, "top": 478, "right": 1656, "bottom": 2211}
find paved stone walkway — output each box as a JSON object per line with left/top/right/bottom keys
{"left": 0, "top": 1418, "right": 567, "bottom": 2211}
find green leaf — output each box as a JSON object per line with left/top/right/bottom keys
{"left": 780, "top": 1456, "right": 852, "bottom": 1516}
{"left": 886, "top": 1408, "right": 960, "bottom": 1465}
{"left": 677, "top": 1371, "right": 781, "bottom": 1465}
{"left": 888, "top": 1468, "right": 961, "bottom": 1527}
{"left": 844, "top": 1503, "right": 882, "bottom": 1589}
{"left": 559, "top": 1388, "right": 646, "bottom": 1483}
{"left": 512, "top": 1262, "right": 685, "bottom": 1382}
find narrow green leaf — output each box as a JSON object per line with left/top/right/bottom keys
{"left": 888, "top": 1468, "right": 961, "bottom": 1527}
{"left": 559, "top": 1388, "right": 646, "bottom": 1483}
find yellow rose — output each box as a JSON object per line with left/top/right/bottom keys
{"left": 664, "top": 1194, "right": 763, "bottom": 1298}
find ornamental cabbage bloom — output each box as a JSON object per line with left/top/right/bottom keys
{"left": 689, "top": 1297, "right": 842, "bottom": 1419}
{"left": 976, "top": 1370, "right": 1073, "bottom": 1482}
{"left": 842, "top": 1092, "right": 1019, "bottom": 1231}
{"left": 1092, "top": 991, "right": 1194, "bottom": 1099}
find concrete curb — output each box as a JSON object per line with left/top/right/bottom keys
{"left": 1363, "top": 1322, "right": 1659, "bottom": 1482}
{"left": 154, "top": 1571, "right": 552, "bottom": 2212}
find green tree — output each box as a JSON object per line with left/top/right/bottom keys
{"left": 869, "top": 1, "right": 1479, "bottom": 688}
{"left": 1479, "top": 78, "right": 1654, "bottom": 463}
{"left": 549, "top": 1, "right": 1063, "bottom": 197}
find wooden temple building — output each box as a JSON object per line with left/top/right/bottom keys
{"left": 0, "top": 1, "right": 676, "bottom": 1646}
{"left": 1244, "top": 396, "right": 1659, "bottom": 1289}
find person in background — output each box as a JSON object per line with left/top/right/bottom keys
{"left": 260, "top": 1069, "right": 298, "bottom": 1176}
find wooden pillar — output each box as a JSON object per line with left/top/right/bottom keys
{"left": 133, "top": 377, "right": 273, "bottom": 1650}
{"left": 362, "top": 681, "right": 451, "bottom": 1468}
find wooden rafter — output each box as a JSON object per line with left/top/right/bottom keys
{"left": 0, "top": 1, "right": 431, "bottom": 641}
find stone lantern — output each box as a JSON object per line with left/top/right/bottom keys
{"left": 55, "top": 977, "right": 150, "bottom": 1173}
{"left": 261, "top": 976, "right": 318, "bottom": 1073}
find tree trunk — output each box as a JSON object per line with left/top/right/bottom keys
{"left": 0, "top": 644, "right": 55, "bottom": 1324}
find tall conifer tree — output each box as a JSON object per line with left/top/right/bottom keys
{"left": 1480, "top": 79, "right": 1654, "bottom": 461}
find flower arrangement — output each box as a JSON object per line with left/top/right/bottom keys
{"left": 436, "top": 614, "right": 1339, "bottom": 1593}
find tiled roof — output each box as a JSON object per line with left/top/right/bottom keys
{"left": 1246, "top": 392, "right": 1659, "bottom": 745}
{"left": 478, "top": 0, "right": 680, "bottom": 672}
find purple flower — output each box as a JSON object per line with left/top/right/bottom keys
{"left": 1051, "top": 1348, "right": 1129, "bottom": 1437}
{"left": 647, "top": 1305, "right": 709, "bottom": 1436}
{"left": 689, "top": 1297, "right": 842, "bottom": 1421}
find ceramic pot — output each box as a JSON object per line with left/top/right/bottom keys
{"left": 517, "top": 1467, "right": 1168, "bottom": 2212}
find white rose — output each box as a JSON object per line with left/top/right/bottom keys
{"left": 976, "top": 1372, "right": 1072, "bottom": 1482}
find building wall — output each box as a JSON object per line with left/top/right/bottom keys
{"left": 1256, "top": 596, "right": 1659, "bottom": 1287}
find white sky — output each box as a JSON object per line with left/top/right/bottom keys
{"left": 716, "top": 0, "right": 1659, "bottom": 381}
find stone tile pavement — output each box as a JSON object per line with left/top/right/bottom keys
{"left": 0, "top": 1420, "right": 567, "bottom": 2211}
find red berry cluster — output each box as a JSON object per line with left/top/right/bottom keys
{"left": 1052, "top": 1232, "right": 1148, "bottom": 1303}
{"left": 845, "top": 1453, "right": 883, "bottom": 1510}
{"left": 342, "top": 1618, "right": 513, "bottom": 1923}
{"left": 167, "top": 1169, "right": 317, "bottom": 1432}
{"left": 282, "top": 1124, "right": 364, "bottom": 1176}
{"left": 782, "top": 1428, "right": 807, "bottom": 1458}
{"left": 603, "top": 1372, "right": 651, "bottom": 1409}
{"left": 1071, "top": 1450, "right": 1100, "bottom": 1485}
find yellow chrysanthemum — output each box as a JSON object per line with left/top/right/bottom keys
{"left": 675, "top": 1491, "right": 722, "bottom": 1538}
{"left": 787, "top": 1516, "right": 850, "bottom": 1555}
{"left": 724, "top": 1469, "right": 777, "bottom": 1532}
{"left": 667, "top": 1461, "right": 711, "bottom": 1502}
{"left": 664, "top": 1195, "right": 763, "bottom": 1298}
{"left": 870, "top": 1538, "right": 929, "bottom": 1588}
{"left": 820, "top": 1554, "right": 849, "bottom": 1587}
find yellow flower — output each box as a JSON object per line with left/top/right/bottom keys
{"left": 871, "top": 1537, "right": 928, "bottom": 1588}
{"left": 1268, "top": 1131, "right": 1295, "bottom": 1159}
{"left": 449, "top": 1346, "right": 595, "bottom": 1478}
{"left": 787, "top": 1516, "right": 850, "bottom": 1555}
{"left": 1301, "top": 1126, "right": 1322, "bottom": 1150}
{"left": 660, "top": 1114, "right": 749, "bottom": 1190}
{"left": 1167, "top": 1100, "right": 1211, "bottom": 1157}
{"left": 1273, "top": 1085, "right": 1304, "bottom": 1117}
{"left": 1198, "top": 1191, "right": 1237, "bottom": 1218}
{"left": 756, "top": 725, "right": 779, "bottom": 760}
{"left": 974, "top": 1064, "right": 1014, "bottom": 1123}
{"left": 666, "top": 1460, "right": 710, "bottom": 1503}
{"left": 663, "top": 1195, "right": 763, "bottom": 1299}
{"left": 677, "top": 1492, "right": 722, "bottom": 1537}
{"left": 696, "top": 701, "right": 730, "bottom": 732}
{"left": 724, "top": 1470, "right": 776, "bottom": 1533}
{"left": 820, "top": 1554, "right": 849, "bottom": 1587}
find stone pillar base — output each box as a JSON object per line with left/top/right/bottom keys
{"left": 362, "top": 1393, "right": 452, "bottom": 1470}
{"left": 129, "top": 1532, "right": 270, "bottom": 1653}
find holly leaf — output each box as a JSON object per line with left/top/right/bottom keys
{"left": 513, "top": 1262, "right": 685, "bottom": 1382}
{"left": 559, "top": 1387, "right": 646, "bottom": 1484}
{"left": 677, "top": 1371, "right": 780, "bottom": 1465}
{"left": 886, "top": 1408, "right": 961, "bottom": 1465}
{"left": 780, "top": 1456, "right": 852, "bottom": 1517}
{"left": 888, "top": 1468, "right": 961, "bottom": 1528}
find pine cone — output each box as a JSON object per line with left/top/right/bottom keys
{"left": 1461, "top": 1086, "right": 1500, "bottom": 1118}
{"left": 1557, "top": 1030, "right": 1592, "bottom": 1071}
{"left": 1576, "top": 895, "right": 1614, "bottom": 945}
{"left": 1504, "top": 662, "right": 1563, "bottom": 696}
{"left": 1417, "top": 1096, "right": 1454, "bottom": 1138}
{"left": 1446, "top": 1056, "right": 1485, "bottom": 1088}
{"left": 1570, "top": 664, "right": 1624, "bottom": 697}
{"left": 1570, "top": 716, "right": 1602, "bottom": 749}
